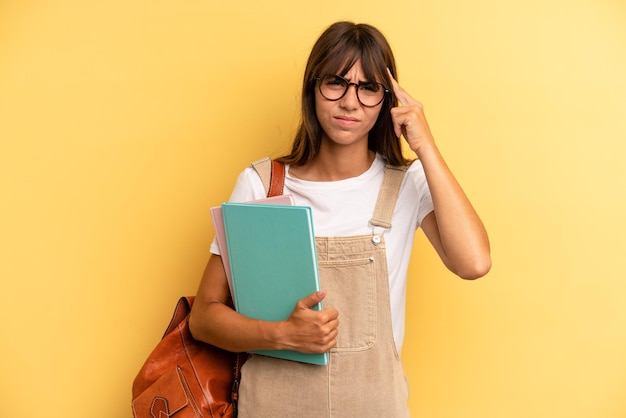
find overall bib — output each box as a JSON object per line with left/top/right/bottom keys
{"left": 239, "top": 165, "right": 411, "bottom": 418}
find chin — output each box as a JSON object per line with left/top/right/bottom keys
{"left": 323, "top": 132, "right": 369, "bottom": 148}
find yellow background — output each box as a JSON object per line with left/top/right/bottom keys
{"left": 1, "top": 0, "right": 625, "bottom": 417}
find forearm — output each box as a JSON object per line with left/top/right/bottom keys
{"left": 416, "top": 143, "right": 491, "bottom": 278}
{"left": 189, "top": 255, "right": 337, "bottom": 353}
{"left": 188, "top": 254, "right": 284, "bottom": 352}
{"left": 189, "top": 300, "right": 285, "bottom": 353}
{"left": 387, "top": 71, "right": 491, "bottom": 278}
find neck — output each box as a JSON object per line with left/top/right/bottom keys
{"left": 291, "top": 145, "right": 375, "bottom": 181}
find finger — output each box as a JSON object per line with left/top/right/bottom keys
{"left": 322, "top": 328, "right": 339, "bottom": 348}
{"left": 386, "top": 68, "right": 417, "bottom": 106}
{"left": 390, "top": 106, "right": 408, "bottom": 138}
{"left": 320, "top": 308, "right": 339, "bottom": 323}
{"left": 297, "top": 289, "right": 326, "bottom": 310}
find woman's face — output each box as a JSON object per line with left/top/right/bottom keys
{"left": 314, "top": 60, "right": 383, "bottom": 150}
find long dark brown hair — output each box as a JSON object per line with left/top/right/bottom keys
{"left": 277, "top": 21, "right": 412, "bottom": 167}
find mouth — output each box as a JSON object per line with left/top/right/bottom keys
{"left": 334, "top": 115, "right": 360, "bottom": 124}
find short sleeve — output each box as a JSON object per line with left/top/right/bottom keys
{"left": 209, "top": 167, "right": 267, "bottom": 255}
{"left": 409, "top": 161, "right": 434, "bottom": 227}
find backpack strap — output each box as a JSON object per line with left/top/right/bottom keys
{"left": 369, "top": 164, "right": 410, "bottom": 230}
{"left": 251, "top": 157, "right": 285, "bottom": 197}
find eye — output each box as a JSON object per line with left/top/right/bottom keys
{"left": 324, "top": 76, "right": 346, "bottom": 86}
{"left": 359, "top": 82, "right": 380, "bottom": 93}
{"left": 321, "top": 75, "right": 347, "bottom": 91}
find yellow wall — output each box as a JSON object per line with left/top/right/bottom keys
{"left": 1, "top": 1, "right": 625, "bottom": 417}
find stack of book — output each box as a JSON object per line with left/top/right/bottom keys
{"left": 211, "top": 196, "right": 328, "bottom": 365}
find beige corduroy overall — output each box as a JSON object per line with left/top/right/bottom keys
{"left": 239, "top": 163, "right": 411, "bottom": 418}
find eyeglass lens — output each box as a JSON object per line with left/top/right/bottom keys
{"left": 318, "top": 75, "right": 386, "bottom": 107}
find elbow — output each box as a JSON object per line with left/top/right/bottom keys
{"left": 454, "top": 255, "right": 492, "bottom": 280}
{"left": 188, "top": 309, "right": 205, "bottom": 342}
{"left": 188, "top": 303, "right": 217, "bottom": 344}
{"left": 189, "top": 301, "right": 235, "bottom": 350}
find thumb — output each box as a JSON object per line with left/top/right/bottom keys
{"left": 297, "top": 289, "right": 326, "bottom": 309}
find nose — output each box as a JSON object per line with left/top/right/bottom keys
{"left": 339, "top": 83, "right": 360, "bottom": 108}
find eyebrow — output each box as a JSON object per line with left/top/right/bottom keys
{"left": 337, "top": 74, "right": 376, "bottom": 84}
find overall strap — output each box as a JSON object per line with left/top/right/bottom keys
{"left": 251, "top": 157, "right": 285, "bottom": 197}
{"left": 369, "top": 164, "right": 410, "bottom": 230}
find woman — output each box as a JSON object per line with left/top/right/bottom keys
{"left": 189, "top": 21, "right": 491, "bottom": 417}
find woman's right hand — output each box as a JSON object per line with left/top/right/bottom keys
{"left": 278, "top": 290, "right": 339, "bottom": 354}
{"left": 190, "top": 254, "right": 338, "bottom": 354}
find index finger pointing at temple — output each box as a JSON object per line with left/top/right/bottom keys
{"left": 387, "top": 68, "right": 417, "bottom": 106}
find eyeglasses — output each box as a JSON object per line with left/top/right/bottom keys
{"left": 315, "top": 75, "right": 389, "bottom": 107}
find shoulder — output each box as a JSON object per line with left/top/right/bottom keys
{"left": 380, "top": 158, "right": 427, "bottom": 192}
{"left": 397, "top": 159, "right": 432, "bottom": 203}
{"left": 404, "top": 159, "right": 427, "bottom": 183}
{"left": 406, "top": 158, "right": 425, "bottom": 173}
{"left": 228, "top": 166, "right": 267, "bottom": 202}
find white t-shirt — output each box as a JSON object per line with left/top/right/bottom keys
{"left": 210, "top": 154, "right": 434, "bottom": 352}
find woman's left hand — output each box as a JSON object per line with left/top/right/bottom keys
{"left": 388, "top": 69, "right": 435, "bottom": 155}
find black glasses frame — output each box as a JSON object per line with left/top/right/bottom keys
{"left": 315, "top": 75, "right": 390, "bottom": 107}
